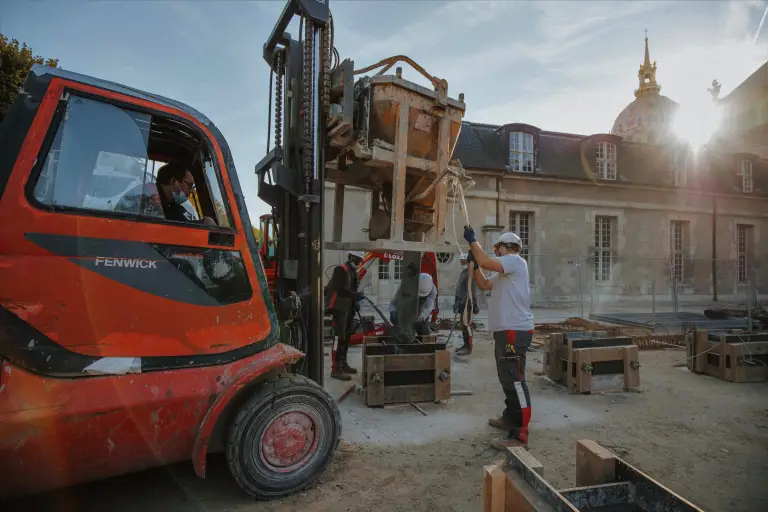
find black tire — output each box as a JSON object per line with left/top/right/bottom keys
{"left": 226, "top": 374, "right": 342, "bottom": 499}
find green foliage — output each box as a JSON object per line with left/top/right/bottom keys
{"left": 0, "top": 34, "right": 59, "bottom": 119}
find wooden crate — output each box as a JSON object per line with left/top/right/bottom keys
{"left": 483, "top": 440, "right": 705, "bottom": 512}
{"left": 361, "top": 336, "right": 451, "bottom": 406}
{"left": 543, "top": 332, "right": 640, "bottom": 394}
{"left": 686, "top": 330, "right": 768, "bottom": 382}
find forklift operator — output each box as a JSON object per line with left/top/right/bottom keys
{"left": 155, "top": 162, "right": 216, "bottom": 226}
{"left": 326, "top": 251, "right": 365, "bottom": 381}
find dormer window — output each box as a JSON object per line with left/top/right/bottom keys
{"left": 738, "top": 159, "right": 753, "bottom": 193}
{"left": 509, "top": 132, "right": 534, "bottom": 173}
{"left": 596, "top": 141, "right": 617, "bottom": 180}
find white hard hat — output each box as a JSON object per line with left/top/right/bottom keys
{"left": 347, "top": 251, "right": 365, "bottom": 259}
{"left": 418, "top": 273, "right": 434, "bottom": 298}
{"left": 459, "top": 253, "right": 468, "bottom": 261}
{"left": 495, "top": 232, "right": 522, "bottom": 247}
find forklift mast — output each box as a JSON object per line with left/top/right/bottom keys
{"left": 256, "top": 0, "right": 331, "bottom": 384}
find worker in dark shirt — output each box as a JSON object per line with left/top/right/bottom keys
{"left": 156, "top": 163, "right": 215, "bottom": 225}
{"left": 326, "top": 251, "right": 364, "bottom": 381}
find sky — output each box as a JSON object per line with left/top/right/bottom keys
{"left": 3, "top": 0, "right": 768, "bottom": 220}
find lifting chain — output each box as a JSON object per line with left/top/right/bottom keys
{"left": 274, "top": 51, "right": 284, "bottom": 150}
{"left": 301, "top": 17, "right": 315, "bottom": 192}
{"left": 320, "top": 18, "right": 331, "bottom": 115}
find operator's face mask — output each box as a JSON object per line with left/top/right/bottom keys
{"left": 172, "top": 177, "right": 195, "bottom": 205}
{"left": 349, "top": 256, "right": 363, "bottom": 268}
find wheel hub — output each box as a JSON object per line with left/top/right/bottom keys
{"left": 261, "top": 411, "right": 317, "bottom": 470}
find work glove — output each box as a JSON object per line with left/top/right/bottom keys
{"left": 463, "top": 225, "right": 476, "bottom": 244}
{"left": 353, "top": 301, "right": 361, "bottom": 313}
{"left": 467, "top": 250, "right": 479, "bottom": 270}
{"left": 354, "top": 292, "right": 365, "bottom": 302}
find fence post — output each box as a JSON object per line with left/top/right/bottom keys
{"left": 576, "top": 263, "right": 583, "bottom": 318}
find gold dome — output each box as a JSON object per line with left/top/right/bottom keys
{"left": 611, "top": 33, "right": 679, "bottom": 144}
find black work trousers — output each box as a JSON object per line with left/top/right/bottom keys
{"left": 331, "top": 308, "right": 355, "bottom": 367}
{"left": 493, "top": 330, "right": 533, "bottom": 443}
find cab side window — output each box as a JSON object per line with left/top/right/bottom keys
{"left": 31, "top": 95, "right": 232, "bottom": 229}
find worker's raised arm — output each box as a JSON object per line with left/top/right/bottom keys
{"left": 463, "top": 226, "right": 505, "bottom": 274}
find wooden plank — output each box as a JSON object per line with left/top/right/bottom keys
{"left": 506, "top": 447, "right": 579, "bottom": 512}
{"left": 559, "top": 482, "right": 631, "bottom": 509}
{"left": 420, "top": 334, "right": 437, "bottom": 344}
{"left": 576, "top": 439, "right": 616, "bottom": 486}
{"left": 566, "top": 338, "right": 575, "bottom": 391}
{"left": 382, "top": 384, "right": 434, "bottom": 404}
{"left": 547, "top": 333, "right": 563, "bottom": 381}
{"left": 623, "top": 345, "right": 640, "bottom": 389}
{"left": 434, "top": 348, "right": 451, "bottom": 401}
{"left": 614, "top": 456, "right": 706, "bottom": 511}
{"left": 383, "top": 354, "right": 435, "bottom": 371}
{"left": 504, "top": 472, "right": 555, "bottom": 512}
{"left": 483, "top": 463, "right": 506, "bottom": 512}
{"left": 719, "top": 335, "right": 728, "bottom": 381}
{"left": 573, "top": 349, "right": 591, "bottom": 394}
{"left": 366, "top": 355, "right": 385, "bottom": 406}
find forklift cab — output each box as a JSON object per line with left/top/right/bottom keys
{"left": 0, "top": 65, "right": 340, "bottom": 500}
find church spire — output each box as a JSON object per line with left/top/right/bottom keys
{"left": 635, "top": 30, "right": 661, "bottom": 98}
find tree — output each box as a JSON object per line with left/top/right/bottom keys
{"left": 1, "top": 34, "right": 59, "bottom": 120}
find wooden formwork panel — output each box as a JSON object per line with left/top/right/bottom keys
{"left": 686, "top": 330, "right": 768, "bottom": 383}
{"left": 543, "top": 333, "right": 640, "bottom": 394}
{"left": 362, "top": 336, "right": 451, "bottom": 406}
{"left": 483, "top": 440, "right": 705, "bottom": 511}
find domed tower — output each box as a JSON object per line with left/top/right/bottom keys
{"left": 611, "top": 33, "right": 679, "bottom": 144}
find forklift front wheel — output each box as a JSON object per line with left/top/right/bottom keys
{"left": 226, "top": 374, "right": 342, "bottom": 499}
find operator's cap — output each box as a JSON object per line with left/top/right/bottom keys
{"left": 494, "top": 232, "right": 522, "bottom": 247}
{"left": 348, "top": 251, "right": 365, "bottom": 259}
{"left": 418, "top": 273, "right": 434, "bottom": 298}
{"left": 459, "top": 253, "right": 468, "bottom": 261}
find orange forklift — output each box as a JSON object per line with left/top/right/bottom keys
{"left": 0, "top": 0, "right": 342, "bottom": 501}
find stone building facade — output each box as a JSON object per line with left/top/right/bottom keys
{"left": 324, "top": 38, "right": 768, "bottom": 311}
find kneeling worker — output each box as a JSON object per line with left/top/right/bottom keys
{"left": 326, "top": 251, "right": 365, "bottom": 381}
{"left": 389, "top": 273, "right": 436, "bottom": 336}
{"left": 464, "top": 228, "right": 534, "bottom": 450}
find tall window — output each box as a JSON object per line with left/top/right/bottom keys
{"left": 670, "top": 221, "right": 687, "bottom": 282}
{"left": 378, "top": 260, "right": 390, "bottom": 280}
{"left": 393, "top": 259, "right": 403, "bottom": 280}
{"left": 737, "top": 224, "right": 752, "bottom": 284}
{"left": 594, "top": 216, "right": 613, "bottom": 281}
{"left": 508, "top": 211, "right": 531, "bottom": 261}
{"left": 509, "top": 132, "right": 534, "bottom": 173}
{"left": 596, "top": 141, "right": 617, "bottom": 180}
{"left": 738, "top": 160, "right": 753, "bottom": 193}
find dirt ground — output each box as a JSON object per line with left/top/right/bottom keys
{"left": 8, "top": 331, "right": 768, "bottom": 512}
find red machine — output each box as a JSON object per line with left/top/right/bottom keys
{"left": 0, "top": 0, "right": 342, "bottom": 501}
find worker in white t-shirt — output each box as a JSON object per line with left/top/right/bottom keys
{"left": 464, "top": 227, "right": 534, "bottom": 450}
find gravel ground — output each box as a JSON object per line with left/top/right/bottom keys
{"left": 8, "top": 331, "right": 768, "bottom": 512}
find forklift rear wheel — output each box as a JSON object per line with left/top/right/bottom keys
{"left": 226, "top": 374, "right": 342, "bottom": 499}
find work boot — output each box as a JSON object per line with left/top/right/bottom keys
{"left": 454, "top": 344, "right": 472, "bottom": 356}
{"left": 331, "top": 366, "right": 351, "bottom": 381}
{"left": 488, "top": 416, "right": 513, "bottom": 431}
{"left": 490, "top": 437, "right": 527, "bottom": 451}
{"left": 342, "top": 362, "right": 358, "bottom": 374}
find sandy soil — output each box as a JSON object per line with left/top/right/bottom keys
{"left": 8, "top": 331, "right": 768, "bottom": 512}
